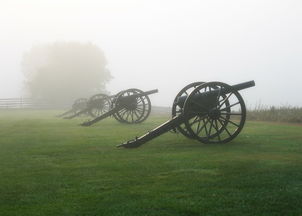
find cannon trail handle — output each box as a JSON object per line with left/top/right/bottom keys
{"left": 56, "top": 108, "right": 75, "bottom": 117}
{"left": 117, "top": 115, "right": 184, "bottom": 148}
{"left": 81, "top": 107, "right": 119, "bottom": 126}
{"left": 64, "top": 108, "right": 89, "bottom": 119}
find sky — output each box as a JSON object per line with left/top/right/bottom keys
{"left": 0, "top": 0, "right": 302, "bottom": 107}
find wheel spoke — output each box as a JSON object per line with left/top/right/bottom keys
{"left": 218, "top": 92, "right": 233, "bottom": 108}
{"left": 216, "top": 87, "right": 222, "bottom": 107}
{"left": 202, "top": 118, "right": 209, "bottom": 136}
{"left": 121, "top": 110, "right": 127, "bottom": 118}
{"left": 137, "top": 97, "right": 142, "bottom": 103}
{"left": 119, "top": 108, "right": 127, "bottom": 115}
{"left": 133, "top": 110, "right": 140, "bottom": 119}
{"left": 214, "top": 119, "right": 221, "bottom": 142}
{"left": 208, "top": 119, "right": 214, "bottom": 136}
{"left": 220, "top": 102, "right": 240, "bottom": 112}
{"left": 135, "top": 108, "right": 143, "bottom": 115}
{"left": 136, "top": 107, "right": 144, "bottom": 111}
{"left": 218, "top": 118, "right": 232, "bottom": 137}
{"left": 125, "top": 111, "right": 131, "bottom": 120}
{"left": 197, "top": 117, "right": 209, "bottom": 135}
{"left": 204, "top": 118, "right": 211, "bottom": 138}
{"left": 195, "top": 117, "right": 202, "bottom": 133}
{"left": 220, "top": 116, "right": 240, "bottom": 128}
{"left": 189, "top": 116, "right": 200, "bottom": 126}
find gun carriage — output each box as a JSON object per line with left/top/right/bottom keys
{"left": 58, "top": 98, "right": 89, "bottom": 118}
{"left": 81, "top": 88, "right": 158, "bottom": 126}
{"left": 62, "top": 93, "right": 111, "bottom": 119}
{"left": 118, "top": 80, "right": 255, "bottom": 148}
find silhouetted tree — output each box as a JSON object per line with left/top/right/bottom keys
{"left": 22, "top": 42, "right": 111, "bottom": 106}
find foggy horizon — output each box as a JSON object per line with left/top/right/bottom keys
{"left": 1, "top": 0, "right": 302, "bottom": 108}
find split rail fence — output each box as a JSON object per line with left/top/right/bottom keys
{"left": 0, "top": 98, "right": 69, "bottom": 109}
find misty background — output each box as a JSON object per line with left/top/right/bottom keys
{"left": 1, "top": 0, "right": 301, "bottom": 107}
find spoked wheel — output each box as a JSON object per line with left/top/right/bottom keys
{"left": 171, "top": 82, "right": 204, "bottom": 138}
{"left": 183, "top": 82, "right": 246, "bottom": 144}
{"left": 113, "top": 88, "right": 151, "bottom": 124}
{"left": 87, "top": 93, "right": 111, "bottom": 117}
{"left": 72, "top": 98, "right": 88, "bottom": 114}
{"left": 110, "top": 90, "right": 127, "bottom": 122}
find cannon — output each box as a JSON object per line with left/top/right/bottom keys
{"left": 87, "top": 93, "right": 111, "bottom": 117}
{"left": 63, "top": 93, "right": 111, "bottom": 119}
{"left": 57, "top": 98, "right": 89, "bottom": 118}
{"left": 81, "top": 88, "right": 158, "bottom": 126}
{"left": 118, "top": 80, "right": 255, "bottom": 148}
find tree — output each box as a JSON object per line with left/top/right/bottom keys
{"left": 22, "top": 42, "right": 112, "bottom": 106}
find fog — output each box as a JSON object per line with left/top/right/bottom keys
{"left": 1, "top": 0, "right": 302, "bottom": 107}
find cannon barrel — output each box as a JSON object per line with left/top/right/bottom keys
{"left": 176, "top": 80, "right": 255, "bottom": 108}
{"left": 228, "top": 80, "right": 255, "bottom": 92}
{"left": 119, "top": 89, "right": 158, "bottom": 101}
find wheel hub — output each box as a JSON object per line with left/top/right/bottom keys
{"left": 124, "top": 98, "right": 138, "bottom": 110}
{"left": 209, "top": 109, "right": 221, "bottom": 120}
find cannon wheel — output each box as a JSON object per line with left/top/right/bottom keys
{"left": 109, "top": 90, "right": 125, "bottom": 122}
{"left": 72, "top": 98, "right": 88, "bottom": 114}
{"left": 87, "top": 93, "right": 111, "bottom": 118}
{"left": 113, "top": 88, "right": 151, "bottom": 124}
{"left": 183, "top": 82, "right": 246, "bottom": 144}
{"left": 171, "top": 82, "right": 204, "bottom": 138}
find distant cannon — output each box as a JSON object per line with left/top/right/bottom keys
{"left": 81, "top": 88, "right": 158, "bottom": 126}
{"left": 63, "top": 94, "right": 111, "bottom": 119}
{"left": 118, "top": 81, "right": 255, "bottom": 148}
{"left": 58, "top": 98, "right": 89, "bottom": 118}
{"left": 87, "top": 93, "right": 111, "bottom": 118}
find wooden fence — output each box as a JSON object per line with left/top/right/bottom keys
{"left": 0, "top": 98, "right": 69, "bottom": 109}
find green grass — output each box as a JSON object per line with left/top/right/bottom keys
{"left": 0, "top": 110, "right": 302, "bottom": 216}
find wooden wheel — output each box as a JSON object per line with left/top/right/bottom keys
{"left": 72, "top": 98, "right": 88, "bottom": 113}
{"left": 171, "top": 82, "right": 204, "bottom": 138}
{"left": 183, "top": 82, "right": 246, "bottom": 143}
{"left": 113, "top": 88, "right": 151, "bottom": 124}
{"left": 110, "top": 90, "right": 125, "bottom": 122}
{"left": 87, "top": 93, "right": 111, "bottom": 117}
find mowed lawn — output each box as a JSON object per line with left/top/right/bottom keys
{"left": 0, "top": 110, "right": 301, "bottom": 216}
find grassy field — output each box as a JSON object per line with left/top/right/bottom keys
{"left": 0, "top": 110, "right": 301, "bottom": 216}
